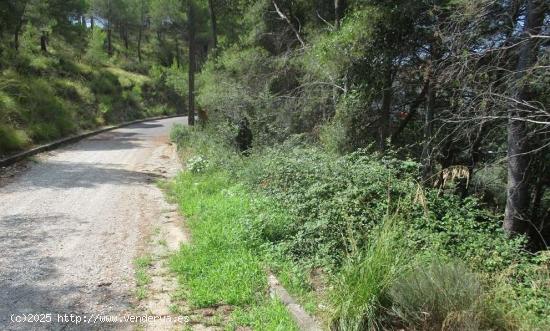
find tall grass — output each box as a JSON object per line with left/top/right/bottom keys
{"left": 389, "top": 258, "right": 484, "bottom": 330}
{"left": 330, "top": 218, "right": 410, "bottom": 330}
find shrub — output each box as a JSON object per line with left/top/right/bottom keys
{"left": 171, "top": 127, "right": 527, "bottom": 272}
{"left": 170, "top": 123, "right": 191, "bottom": 145}
{"left": 0, "top": 125, "right": 30, "bottom": 154}
{"left": 186, "top": 155, "right": 209, "bottom": 174}
{"left": 90, "top": 71, "right": 120, "bottom": 95}
{"left": 29, "top": 123, "right": 61, "bottom": 142}
{"left": 389, "top": 257, "right": 484, "bottom": 330}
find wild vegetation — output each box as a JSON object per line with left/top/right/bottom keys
{"left": 0, "top": 0, "right": 190, "bottom": 157}
{"left": 190, "top": 0, "right": 549, "bottom": 247}
{"left": 168, "top": 0, "right": 547, "bottom": 329}
{"left": 1, "top": 0, "right": 548, "bottom": 329}
{"left": 171, "top": 123, "right": 549, "bottom": 330}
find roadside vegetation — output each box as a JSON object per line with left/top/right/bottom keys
{"left": 134, "top": 255, "right": 153, "bottom": 300}
{"left": 163, "top": 2, "right": 548, "bottom": 328}
{"left": 170, "top": 124, "right": 550, "bottom": 330}
{"left": 164, "top": 1, "right": 549, "bottom": 328}
{"left": 167, "top": 160, "right": 298, "bottom": 329}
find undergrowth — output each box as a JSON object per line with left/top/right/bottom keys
{"left": 169, "top": 124, "right": 550, "bottom": 330}
{"left": 0, "top": 33, "right": 178, "bottom": 158}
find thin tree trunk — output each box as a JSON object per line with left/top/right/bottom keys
{"left": 532, "top": 180, "right": 545, "bottom": 228}
{"left": 391, "top": 79, "right": 429, "bottom": 142}
{"left": 123, "top": 27, "right": 129, "bottom": 50}
{"left": 91, "top": 16, "right": 94, "bottom": 30}
{"left": 14, "top": 24, "right": 21, "bottom": 51}
{"left": 379, "top": 61, "right": 392, "bottom": 151}
{"left": 272, "top": 0, "right": 305, "bottom": 47}
{"left": 40, "top": 31, "right": 47, "bottom": 52}
{"left": 421, "top": 74, "right": 435, "bottom": 181}
{"left": 107, "top": 0, "right": 113, "bottom": 55}
{"left": 107, "top": 24, "right": 113, "bottom": 55}
{"left": 208, "top": 0, "right": 218, "bottom": 50}
{"left": 187, "top": 0, "right": 196, "bottom": 125}
{"left": 14, "top": 17, "right": 24, "bottom": 51}
{"left": 504, "top": 0, "right": 546, "bottom": 236}
{"left": 421, "top": 48, "right": 439, "bottom": 181}
{"left": 175, "top": 35, "right": 181, "bottom": 67}
{"left": 13, "top": 1, "right": 28, "bottom": 51}
{"left": 138, "top": 27, "right": 142, "bottom": 62}
{"left": 334, "top": 0, "right": 341, "bottom": 30}
{"left": 137, "top": 1, "right": 144, "bottom": 63}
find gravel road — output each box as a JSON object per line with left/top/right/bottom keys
{"left": 0, "top": 117, "right": 186, "bottom": 330}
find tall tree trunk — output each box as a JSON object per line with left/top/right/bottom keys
{"left": 107, "top": 0, "right": 113, "bottom": 55}
{"left": 208, "top": 0, "right": 218, "bottom": 50}
{"left": 13, "top": 1, "right": 28, "bottom": 51}
{"left": 390, "top": 79, "right": 429, "bottom": 143}
{"left": 137, "top": 1, "right": 144, "bottom": 63}
{"left": 504, "top": 0, "right": 546, "bottom": 236}
{"left": 14, "top": 24, "right": 21, "bottom": 51}
{"left": 91, "top": 16, "right": 94, "bottom": 30}
{"left": 123, "top": 27, "right": 129, "bottom": 50}
{"left": 379, "top": 60, "right": 393, "bottom": 151}
{"left": 421, "top": 47, "right": 439, "bottom": 181}
{"left": 187, "top": 0, "right": 196, "bottom": 125}
{"left": 532, "top": 179, "right": 545, "bottom": 229}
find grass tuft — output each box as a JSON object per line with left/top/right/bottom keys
{"left": 134, "top": 255, "right": 153, "bottom": 300}
{"left": 330, "top": 218, "right": 410, "bottom": 330}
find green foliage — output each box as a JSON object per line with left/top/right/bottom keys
{"left": 0, "top": 0, "right": 183, "bottom": 157}
{"left": 0, "top": 125, "right": 30, "bottom": 153}
{"left": 164, "top": 62, "right": 187, "bottom": 96}
{"left": 169, "top": 171, "right": 266, "bottom": 307}
{"left": 168, "top": 169, "right": 298, "bottom": 329}
{"left": 330, "top": 219, "right": 410, "bottom": 331}
{"left": 389, "top": 258, "right": 485, "bottom": 330}
{"left": 171, "top": 126, "right": 549, "bottom": 330}
{"left": 228, "top": 299, "right": 299, "bottom": 331}
{"left": 134, "top": 255, "right": 153, "bottom": 300}
{"left": 186, "top": 155, "right": 209, "bottom": 173}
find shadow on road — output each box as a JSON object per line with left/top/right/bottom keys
{"left": 73, "top": 131, "right": 143, "bottom": 152}
{"left": 126, "top": 121, "right": 164, "bottom": 129}
{"left": 2, "top": 161, "right": 163, "bottom": 192}
{"left": 0, "top": 214, "right": 130, "bottom": 330}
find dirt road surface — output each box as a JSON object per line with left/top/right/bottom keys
{"left": 0, "top": 117, "right": 186, "bottom": 330}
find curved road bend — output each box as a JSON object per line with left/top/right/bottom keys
{"left": 0, "top": 116, "right": 186, "bottom": 330}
